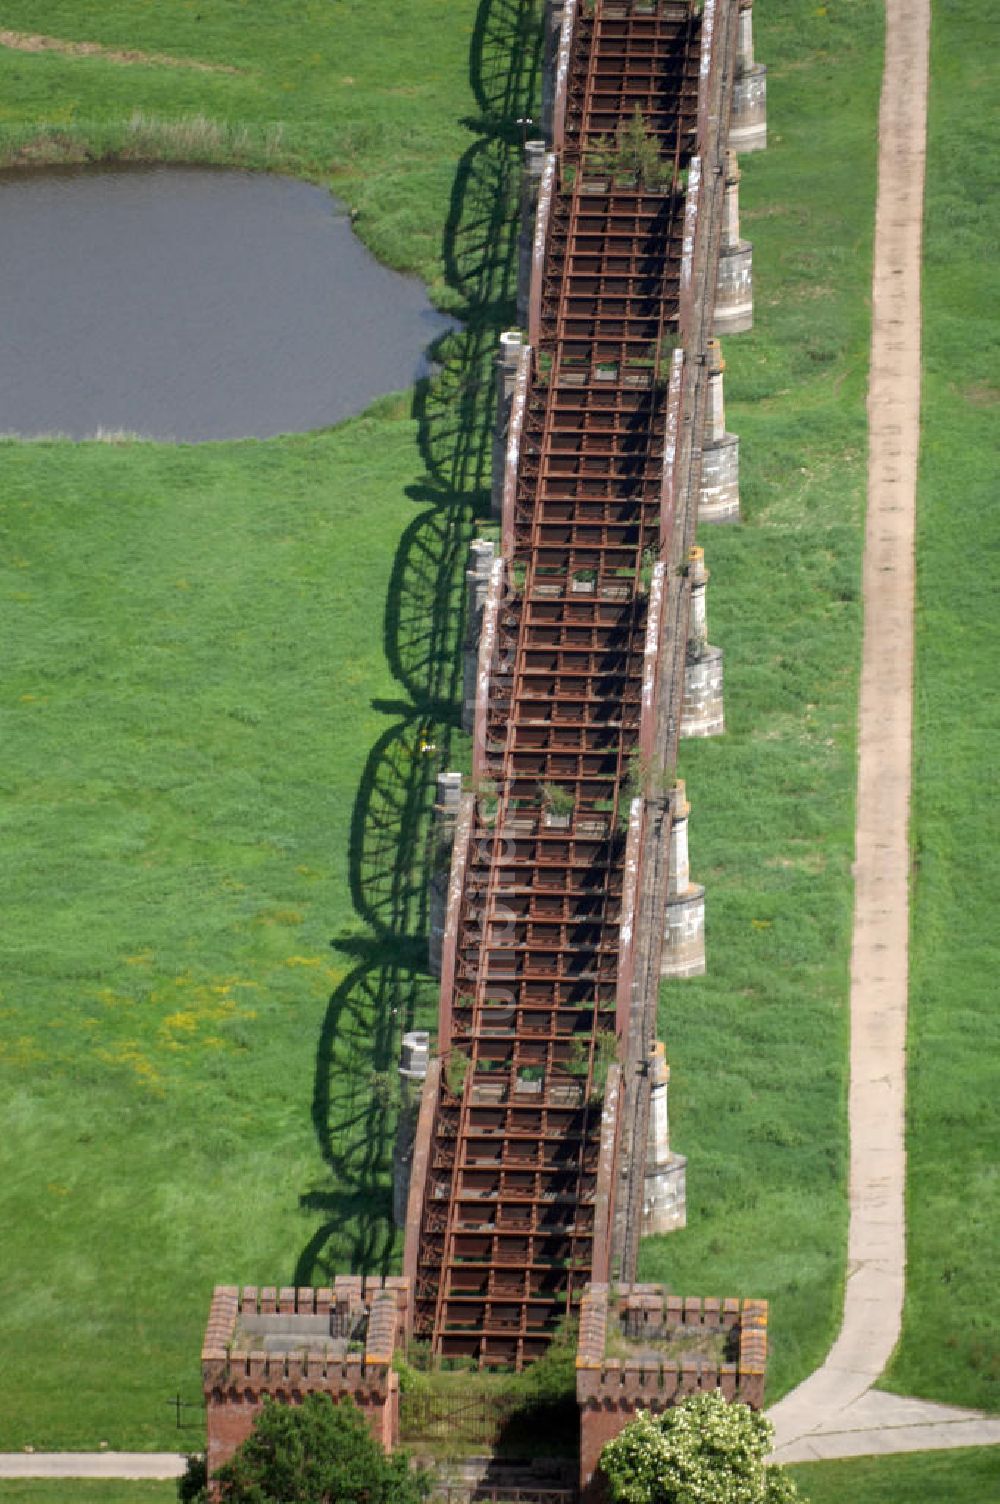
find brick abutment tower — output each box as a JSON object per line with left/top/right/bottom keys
{"left": 204, "top": 0, "right": 771, "bottom": 1486}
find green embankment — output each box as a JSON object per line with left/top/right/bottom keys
{"left": 790, "top": 1445, "right": 1000, "bottom": 1504}
{"left": 640, "top": 0, "right": 881, "bottom": 1402}
{"left": 881, "top": 0, "right": 1000, "bottom": 1411}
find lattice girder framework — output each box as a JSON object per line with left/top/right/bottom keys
{"left": 404, "top": 0, "right": 740, "bottom": 1370}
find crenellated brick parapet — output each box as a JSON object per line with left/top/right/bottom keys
{"left": 576, "top": 1284, "right": 768, "bottom": 1496}
{"left": 202, "top": 1279, "right": 410, "bottom": 1477}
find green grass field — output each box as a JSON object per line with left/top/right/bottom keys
{"left": 879, "top": 0, "right": 1000, "bottom": 1412}
{"left": 790, "top": 1445, "right": 1000, "bottom": 1504}
{"left": 3, "top": 0, "right": 993, "bottom": 1475}
{"left": 0, "top": 0, "right": 533, "bottom": 1448}
{"left": 0, "top": 1487, "right": 177, "bottom": 1504}
{"left": 0, "top": 0, "right": 499, "bottom": 308}
{"left": 639, "top": 0, "right": 880, "bottom": 1401}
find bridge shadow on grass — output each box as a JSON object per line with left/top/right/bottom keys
{"left": 296, "top": 0, "right": 543, "bottom": 1283}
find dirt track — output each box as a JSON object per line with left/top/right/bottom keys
{"left": 767, "top": 0, "right": 1000, "bottom": 1462}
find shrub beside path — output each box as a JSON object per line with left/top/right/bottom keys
{"left": 768, "top": 0, "right": 1000, "bottom": 1465}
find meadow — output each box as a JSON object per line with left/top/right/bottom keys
{"left": 788, "top": 1445, "right": 1000, "bottom": 1504}
{"left": 0, "top": 0, "right": 532, "bottom": 1447}
{"left": 880, "top": 0, "right": 1000, "bottom": 1411}
{"left": 1, "top": 0, "right": 992, "bottom": 1474}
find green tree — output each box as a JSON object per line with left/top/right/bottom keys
{"left": 600, "top": 1392, "right": 801, "bottom": 1504}
{"left": 205, "top": 1394, "right": 431, "bottom": 1504}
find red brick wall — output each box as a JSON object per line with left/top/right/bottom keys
{"left": 205, "top": 1384, "right": 398, "bottom": 1477}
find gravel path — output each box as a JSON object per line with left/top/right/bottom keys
{"left": 768, "top": 0, "right": 1000, "bottom": 1464}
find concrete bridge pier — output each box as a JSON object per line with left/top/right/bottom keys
{"left": 699, "top": 338, "right": 740, "bottom": 523}
{"left": 681, "top": 547, "right": 725, "bottom": 738}
{"left": 660, "top": 780, "right": 706, "bottom": 978}
{"left": 392, "top": 1031, "right": 430, "bottom": 1227}
{"left": 491, "top": 330, "right": 525, "bottom": 520}
{"left": 517, "top": 142, "right": 547, "bottom": 330}
{"left": 730, "top": 0, "right": 767, "bottom": 153}
{"left": 428, "top": 770, "right": 463, "bottom": 978}
{"left": 642, "top": 1040, "right": 687, "bottom": 1234}
{"left": 542, "top": 1, "right": 568, "bottom": 147}
{"left": 715, "top": 151, "right": 753, "bottom": 334}
{"left": 462, "top": 538, "right": 496, "bottom": 735}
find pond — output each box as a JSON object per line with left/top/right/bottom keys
{"left": 0, "top": 165, "right": 454, "bottom": 443}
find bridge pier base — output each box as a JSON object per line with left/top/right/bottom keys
{"left": 491, "top": 330, "right": 525, "bottom": 521}
{"left": 643, "top": 1041, "right": 687, "bottom": 1234}
{"left": 428, "top": 771, "right": 463, "bottom": 979}
{"left": 681, "top": 548, "right": 725, "bottom": 738}
{"left": 700, "top": 338, "right": 740, "bottom": 523}
{"left": 393, "top": 1031, "right": 430, "bottom": 1227}
{"left": 731, "top": 0, "right": 767, "bottom": 153}
{"left": 715, "top": 152, "right": 753, "bottom": 334}
{"left": 661, "top": 781, "right": 706, "bottom": 978}
{"left": 517, "top": 142, "right": 547, "bottom": 330}
{"left": 462, "top": 538, "right": 496, "bottom": 735}
{"left": 541, "top": 1, "right": 568, "bottom": 147}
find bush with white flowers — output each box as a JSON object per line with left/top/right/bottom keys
{"left": 600, "top": 1390, "right": 801, "bottom": 1504}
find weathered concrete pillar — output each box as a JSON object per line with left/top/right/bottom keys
{"left": 517, "top": 142, "right": 547, "bottom": 330}
{"left": 681, "top": 547, "right": 724, "bottom": 738}
{"left": 715, "top": 152, "right": 753, "bottom": 335}
{"left": 392, "top": 1031, "right": 430, "bottom": 1227}
{"left": 462, "top": 538, "right": 497, "bottom": 735}
{"left": 699, "top": 339, "right": 740, "bottom": 523}
{"left": 730, "top": 0, "right": 767, "bottom": 153}
{"left": 542, "top": 1, "right": 567, "bottom": 147}
{"left": 428, "top": 771, "right": 463, "bottom": 978}
{"left": 643, "top": 1040, "right": 687, "bottom": 1235}
{"left": 491, "top": 330, "right": 525, "bottom": 520}
{"left": 661, "top": 780, "right": 706, "bottom": 978}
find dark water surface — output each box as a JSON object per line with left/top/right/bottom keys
{"left": 0, "top": 165, "right": 454, "bottom": 442}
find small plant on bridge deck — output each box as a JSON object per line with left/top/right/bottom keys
{"left": 590, "top": 1029, "right": 620, "bottom": 1098}
{"left": 471, "top": 775, "right": 500, "bottom": 822}
{"left": 444, "top": 1048, "right": 470, "bottom": 1098}
{"left": 540, "top": 781, "right": 576, "bottom": 819}
{"left": 613, "top": 107, "right": 676, "bottom": 191}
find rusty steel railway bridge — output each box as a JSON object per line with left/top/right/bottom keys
{"left": 403, "top": 0, "right": 748, "bottom": 1369}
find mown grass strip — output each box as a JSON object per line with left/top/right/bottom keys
{"left": 789, "top": 1445, "right": 1000, "bottom": 1503}
{"left": 0, "top": 1486, "right": 178, "bottom": 1504}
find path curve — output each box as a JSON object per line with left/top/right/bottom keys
{"left": 768, "top": 0, "right": 1000, "bottom": 1464}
